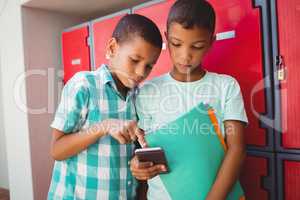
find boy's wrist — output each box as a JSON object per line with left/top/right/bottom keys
{"left": 206, "top": 190, "right": 226, "bottom": 200}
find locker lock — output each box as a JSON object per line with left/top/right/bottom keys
{"left": 276, "top": 55, "right": 286, "bottom": 81}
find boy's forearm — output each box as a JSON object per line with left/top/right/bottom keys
{"left": 51, "top": 123, "right": 107, "bottom": 161}
{"left": 135, "top": 181, "right": 148, "bottom": 200}
{"left": 206, "top": 146, "right": 246, "bottom": 200}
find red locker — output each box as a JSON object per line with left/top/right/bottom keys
{"left": 203, "top": 0, "right": 274, "bottom": 149}
{"left": 62, "top": 23, "right": 92, "bottom": 84}
{"left": 275, "top": 0, "right": 300, "bottom": 151}
{"left": 277, "top": 154, "right": 300, "bottom": 200}
{"left": 132, "top": 0, "right": 175, "bottom": 81}
{"left": 92, "top": 10, "right": 130, "bottom": 69}
{"left": 240, "top": 151, "right": 276, "bottom": 200}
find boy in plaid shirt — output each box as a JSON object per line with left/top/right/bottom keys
{"left": 48, "top": 14, "right": 162, "bottom": 200}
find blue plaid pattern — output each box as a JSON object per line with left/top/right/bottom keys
{"left": 48, "top": 65, "right": 138, "bottom": 200}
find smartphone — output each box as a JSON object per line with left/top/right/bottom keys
{"left": 135, "top": 147, "right": 169, "bottom": 173}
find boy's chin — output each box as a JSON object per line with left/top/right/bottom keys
{"left": 175, "top": 67, "right": 194, "bottom": 75}
{"left": 123, "top": 80, "right": 138, "bottom": 89}
{"left": 175, "top": 65, "right": 200, "bottom": 75}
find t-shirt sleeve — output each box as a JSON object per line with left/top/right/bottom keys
{"left": 50, "top": 73, "right": 89, "bottom": 134}
{"left": 223, "top": 78, "right": 248, "bottom": 124}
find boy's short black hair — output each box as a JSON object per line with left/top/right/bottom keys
{"left": 167, "top": 0, "right": 216, "bottom": 34}
{"left": 112, "top": 14, "right": 162, "bottom": 49}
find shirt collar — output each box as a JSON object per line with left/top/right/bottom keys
{"left": 98, "top": 64, "right": 114, "bottom": 85}
{"left": 97, "top": 64, "right": 138, "bottom": 100}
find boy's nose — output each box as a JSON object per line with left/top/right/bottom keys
{"left": 134, "top": 73, "right": 145, "bottom": 83}
{"left": 180, "top": 51, "right": 192, "bottom": 64}
{"left": 135, "top": 66, "right": 147, "bottom": 79}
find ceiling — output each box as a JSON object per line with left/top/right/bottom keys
{"left": 22, "top": 0, "right": 151, "bottom": 18}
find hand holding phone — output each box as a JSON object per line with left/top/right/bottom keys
{"left": 135, "top": 147, "right": 169, "bottom": 173}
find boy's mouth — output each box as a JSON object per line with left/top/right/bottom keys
{"left": 178, "top": 64, "right": 192, "bottom": 68}
{"left": 128, "top": 78, "right": 139, "bottom": 87}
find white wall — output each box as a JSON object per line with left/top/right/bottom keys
{"left": 0, "top": 0, "right": 85, "bottom": 199}
{"left": 0, "top": 46, "right": 9, "bottom": 190}
{"left": 0, "top": 0, "right": 10, "bottom": 192}
{"left": 21, "top": 7, "right": 84, "bottom": 200}
{"left": 0, "top": 0, "right": 34, "bottom": 199}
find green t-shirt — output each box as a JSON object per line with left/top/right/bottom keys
{"left": 136, "top": 71, "right": 248, "bottom": 200}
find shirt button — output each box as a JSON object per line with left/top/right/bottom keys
{"left": 128, "top": 181, "right": 132, "bottom": 185}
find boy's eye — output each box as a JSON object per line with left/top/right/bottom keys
{"left": 130, "top": 58, "right": 139, "bottom": 63}
{"left": 146, "top": 64, "right": 154, "bottom": 69}
{"left": 192, "top": 45, "right": 205, "bottom": 50}
{"left": 171, "top": 42, "right": 181, "bottom": 47}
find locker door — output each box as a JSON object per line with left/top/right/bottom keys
{"left": 204, "top": 0, "right": 274, "bottom": 150}
{"left": 132, "top": 0, "right": 175, "bottom": 80}
{"left": 277, "top": 154, "right": 300, "bottom": 200}
{"left": 62, "top": 24, "right": 91, "bottom": 84}
{"left": 92, "top": 10, "right": 130, "bottom": 69}
{"left": 240, "top": 151, "right": 276, "bottom": 200}
{"left": 274, "top": 0, "right": 300, "bottom": 153}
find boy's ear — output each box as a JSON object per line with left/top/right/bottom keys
{"left": 210, "top": 35, "right": 216, "bottom": 45}
{"left": 106, "top": 37, "right": 119, "bottom": 59}
{"left": 164, "top": 31, "right": 170, "bottom": 48}
{"left": 164, "top": 31, "right": 168, "bottom": 41}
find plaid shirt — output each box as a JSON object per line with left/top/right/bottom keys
{"left": 48, "top": 65, "right": 138, "bottom": 200}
